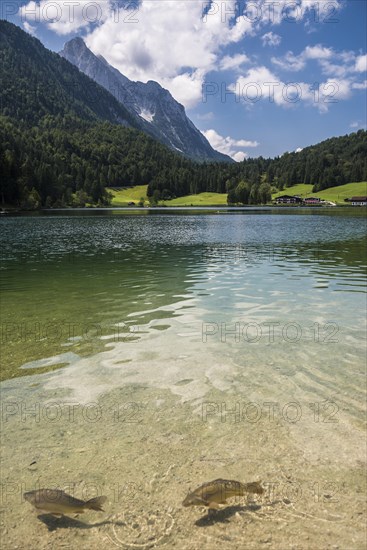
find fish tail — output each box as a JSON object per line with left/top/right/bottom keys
{"left": 244, "top": 481, "right": 264, "bottom": 495}
{"left": 85, "top": 495, "right": 107, "bottom": 511}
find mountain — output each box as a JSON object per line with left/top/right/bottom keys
{"left": 1, "top": 22, "right": 365, "bottom": 209}
{"left": 59, "top": 38, "right": 231, "bottom": 163}
{"left": 267, "top": 131, "right": 367, "bottom": 191}
{"left": 0, "top": 20, "right": 219, "bottom": 207}
{"left": 0, "top": 22, "right": 143, "bottom": 130}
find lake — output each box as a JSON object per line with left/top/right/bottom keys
{"left": 1, "top": 208, "right": 366, "bottom": 549}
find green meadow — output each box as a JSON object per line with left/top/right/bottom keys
{"left": 107, "top": 187, "right": 227, "bottom": 206}
{"left": 272, "top": 182, "right": 367, "bottom": 203}
{"left": 161, "top": 192, "right": 228, "bottom": 206}
{"left": 107, "top": 182, "right": 367, "bottom": 207}
{"left": 107, "top": 185, "right": 149, "bottom": 206}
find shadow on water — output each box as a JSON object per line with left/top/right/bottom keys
{"left": 37, "top": 514, "right": 125, "bottom": 532}
{"left": 195, "top": 503, "right": 261, "bottom": 526}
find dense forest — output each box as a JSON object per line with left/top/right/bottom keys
{"left": 0, "top": 114, "right": 201, "bottom": 207}
{"left": 1, "top": 20, "right": 366, "bottom": 208}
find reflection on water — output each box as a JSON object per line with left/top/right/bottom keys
{"left": 0, "top": 212, "right": 366, "bottom": 382}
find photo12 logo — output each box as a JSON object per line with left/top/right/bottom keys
{"left": 202, "top": 321, "right": 339, "bottom": 343}
{"left": 1, "top": 320, "right": 139, "bottom": 344}
{"left": 1, "top": 400, "right": 144, "bottom": 424}
{"left": 202, "top": 2, "right": 341, "bottom": 24}
{"left": 202, "top": 81, "right": 340, "bottom": 106}
{"left": 1, "top": 2, "right": 140, "bottom": 24}
{"left": 201, "top": 400, "right": 339, "bottom": 424}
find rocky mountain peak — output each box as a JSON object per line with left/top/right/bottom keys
{"left": 60, "top": 38, "right": 232, "bottom": 162}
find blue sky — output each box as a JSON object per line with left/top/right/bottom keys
{"left": 3, "top": 1, "right": 367, "bottom": 160}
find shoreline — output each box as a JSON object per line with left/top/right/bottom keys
{"left": 1, "top": 204, "right": 365, "bottom": 215}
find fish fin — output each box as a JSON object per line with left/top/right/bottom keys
{"left": 85, "top": 496, "right": 107, "bottom": 512}
{"left": 208, "top": 501, "right": 221, "bottom": 510}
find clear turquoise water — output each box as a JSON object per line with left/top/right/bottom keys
{"left": 1, "top": 210, "right": 366, "bottom": 382}
{"left": 1, "top": 208, "right": 366, "bottom": 424}
{"left": 1, "top": 209, "right": 366, "bottom": 548}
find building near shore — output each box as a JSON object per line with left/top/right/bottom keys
{"left": 303, "top": 197, "right": 321, "bottom": 205}
{"left": 346, "top": 196, "right": 367, "bottom": 206}
{"left": 275, "top": 195, "right": 303, "bottom": 204}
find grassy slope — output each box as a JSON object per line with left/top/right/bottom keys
{"left": 273, "top": 182, "right": 367, "bottom": 203}
{"left": 161, "top": 192, "right": 228, "bottom": 206}
{"left": 107, "top": 186, "right": 227, "bottom": 206}
{"left": 107, "top": 182, "right": 367, "bottom": 207}
{"left": 107, "top": 186, "right": 148, "bottom": 206}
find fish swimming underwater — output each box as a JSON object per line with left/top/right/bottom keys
{"left": 24, "top": 489, "right": 107, "bottom": 517}
{"left": 182, "top": 478, "right": 264, "bottom": 510}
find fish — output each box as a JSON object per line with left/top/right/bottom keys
{"left": 24, "top": 489, "right": 107, "bottom": 517}
{"left": 182, "top": 478, "right": 264, "bottom": 510}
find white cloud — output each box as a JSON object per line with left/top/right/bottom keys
{"left": 272, "top": 52, "right": 306, "bottom": 72}
{"left": 355, "top": 54, "right": 367, "bottom": 73}
{"left": 203, "top": 129, "right": 259, "bottom": 161}
{"left": 250, "top": 0, "right": 343, "bottom": 26}
{"left": 230, "top": 66, "right": 356, "bottom": 113}
{"left": 352, "top": 81, "right": 367, "bottom": 90}
{"left": 19, "top": 0, "right": 111, "bottom": 36}
{"left": 350, "top": 121, "right": 359, "bottom": 128}
{"left": 82, "top": 1, "right": 258, "bottom": 107}
{"left": 168, "top": 70, "right": 207, "bottom": 109}
{"left": 23, "top": 21, "right": 37, "bottom": 36}
{"left": 326, "top": 78, "right": 352, "bottom": 100}
{"left": 233, "top": 151, "right": 247, "bottom": 162}
{"left": 18, "top": 0, "right": 348, "bottom": 110}
{"left": 272, "top": 44, "right": 333, "bottom": 71}
{"left": 304, "top": 45, "right": 333, "bottom": 60}
{"left": 319, "top": 50, "right": 361, "bottom": 77}
{"left": 272, "top": 44, "right": 367, "bottom": 85}
{"left": 318, "top": 60, "right": 349, "bottom": 78}
{"left": 219, "top": 54, "right": 249, "bottom": 71}
{"left": 295, "top": 147, "right": 303, "bottom": 152}
{"left": 262, "top": 32, "right": 281, "bottom": 47}
{"left": 232, "top": 66, "right": 292, "bottom": 107}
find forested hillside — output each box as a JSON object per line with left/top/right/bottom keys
{"left": 0, "top": 21, "right": 201, "bottom": 207}
{"left": 0, "top": 115, "right": 198, "bottom": 207}
{"left": 1, "top": 20, "right": 366, "bottom": 208}
{"left": 267, "top": 132, "right": 367, "bottom": 192}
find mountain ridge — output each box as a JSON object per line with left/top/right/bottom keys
{"left": 59, "top": 37, "right": 232, "bottom": 162}
{"left": 0, "top": 20, "right": 219, "bottom": 207}
{"left": 0, "top": 21, "right": 141, "bottom": 130}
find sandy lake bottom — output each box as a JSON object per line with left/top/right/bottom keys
{"left": 1, "top": 312, "right": 366, "bottom": 550}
